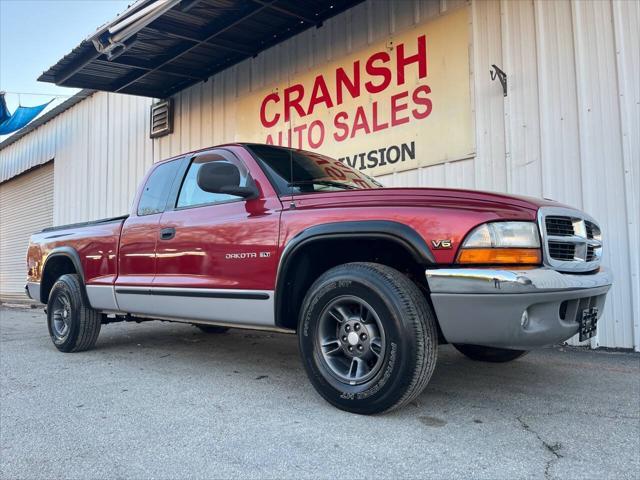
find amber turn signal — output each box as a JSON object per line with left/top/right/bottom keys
{"left": 456, "top": 248, "right": 542, "bottom": 265}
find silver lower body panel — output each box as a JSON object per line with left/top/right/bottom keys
{"left": 86, "top": 284, "right": 119, "bottom": 310}
{"left": 426, "top": 267, "right": 612, "bottom": 349}
{"left": 114, "top": 286, "right": 276, "bottom": 328}
{"left": 25, "top": 282, "right": 41, "bottom": 303}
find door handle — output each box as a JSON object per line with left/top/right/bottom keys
{"left": 160, "top": 227, "right": 176, "bottom": 240}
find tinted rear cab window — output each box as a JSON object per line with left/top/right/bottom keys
{"left": 137, "top": 160, "right": 181, "bottom": 216}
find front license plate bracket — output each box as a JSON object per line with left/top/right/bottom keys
{"left": 579, "top": 307, "right": 598, "bottom": 342}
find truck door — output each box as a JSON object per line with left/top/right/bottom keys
{"left": 115, "top": 157, "right": 185, "bottom": 314}
{"left": 149, "top": 147, "right": 282, "bottom": 327}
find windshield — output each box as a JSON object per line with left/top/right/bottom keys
{"left": 247, "top": 144, "right": 383, "bottom": 195}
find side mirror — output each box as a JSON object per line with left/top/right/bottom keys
{"left": 196, "top": 161, "right": 258, "bottom": 199}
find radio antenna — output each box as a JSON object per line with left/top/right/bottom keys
{"left": 289, "top": 141, "right": 295, "bottom": 209}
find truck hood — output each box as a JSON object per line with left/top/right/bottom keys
{"left": 291, "top": 187, "right": 565, "bottom": 217}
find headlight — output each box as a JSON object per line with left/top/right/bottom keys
{"left": 456, "top": 221, "right": 541, "bottom": 265}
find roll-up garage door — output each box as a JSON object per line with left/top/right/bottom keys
{"left": 0, "top": 162, "right": 54, "bottom": 303}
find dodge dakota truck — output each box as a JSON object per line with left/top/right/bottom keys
{"left": 26, "top": 143, "right": 612, "bottom": 414}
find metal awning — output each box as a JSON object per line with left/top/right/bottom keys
{"left": 38, "top": 0, "right": 363, "bottom": 98}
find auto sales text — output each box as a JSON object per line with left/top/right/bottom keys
{"left": 261, "top": 35, "right": 432, "bottom": 150}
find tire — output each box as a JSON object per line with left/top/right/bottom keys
{"left": 453, "top": 344, "right": 528, "bottom": 363}
{"left": 46, "top": 274, "right": 101, "bottom": 353}
{"left": 194, "top": 324, "right": 230, "bottom": 334}
{"left": 298, "top": 262, "right": 438, "bottom": 415}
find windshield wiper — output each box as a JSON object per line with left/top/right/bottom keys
{"left": 288, "top": 180, "right": 359, "bottom": 190}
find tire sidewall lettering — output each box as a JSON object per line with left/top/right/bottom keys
{"left": 300, "top": 270, "right": 411, "bottom": 409}
{"left": 353, "top": 341, "right": 397, "bottom": 401}
{"left": 302, "top": 280, "right": 353, "bottom": 337}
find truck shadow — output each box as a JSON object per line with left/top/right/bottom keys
{"left": 89, "top": 319, "right": 609, "bottom": 420}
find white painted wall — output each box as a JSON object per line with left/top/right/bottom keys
{"left": 0, "top": 0, "right": 637, "bottom": 349}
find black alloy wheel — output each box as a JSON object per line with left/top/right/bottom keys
{"left": 47, "top": 274, "right": 101, "bottom": 352}
{"left": 317, "top": 295, "right": 386, "bottom": 385}
{"left": 299, "top": 262, "right": 438, "bottom": 415}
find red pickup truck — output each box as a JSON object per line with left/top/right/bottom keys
{"left": 26, "top": 143, "right": 612, "bottom": 414}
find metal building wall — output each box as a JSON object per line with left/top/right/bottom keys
{"left": 0, "top": 93, "right": 154, "bottom": 225}
{"left": 390, "top": 0, "right": 638, "bottom": 351}
{"left": 0, "top": 0, "right": 637, "bottom": 349}
{"left": 152, "top": 0, "right": 638, "bottom": 350}
{"left": 0, "top": 162, "right": 54, "bottom": 303}
{"left": 0, "top": 116, "right": 57, "bottom": 183}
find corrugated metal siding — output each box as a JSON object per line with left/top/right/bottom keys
{"left": 51, "top": 93, "right": 154, "bottom": 225}
{"left": 379, "top": 0, "right": 636, "bottom": 350}
{"left": 568, "top": 0, "right": 635, "bottom": 348}
{"left": 0, "top": 92, "right": 154, "bottom": 224}
{"left": 611, "top": 0, "right": 640, "bottom": 352}
{"left": 470, "top": 0, "right": 506, "bottom": 192}
{"left": 0, "top": 117, "right": 57, "bottom": 184}
{"left": 380, "top": 0, "right": 638, "bottom": 350}
{"left": 0, "top": 0, "right": 636, "bottom": 349}
{"left": 0, "top": 162, "right": 54, "bottom": 303}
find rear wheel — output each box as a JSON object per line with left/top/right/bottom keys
{"left": 298, "top": 262, "right": 438, "bottom": 415}
{"left": 47, "top": 274, "right": 101, "bottom": 352}
{"left": 453, "top": 344, "right": 528, "bottom": 363}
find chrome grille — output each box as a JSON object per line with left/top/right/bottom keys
{"left": 538, "top": 207, "right": 602, "bottom": 273}
{"left": 585, "top": 221, "right": 600, "bottom": 240}
{"left": 548, "top": 241, "right": 575, "bottom": 260}
{"left": 545, "top": 216, "right": 574, "bottom": 236}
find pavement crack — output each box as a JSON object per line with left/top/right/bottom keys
{"left": 519, "top": 408, "right": 639, "bottom": 420}
{"left": 517, "top": 416, "right": 563, "bottom": 480}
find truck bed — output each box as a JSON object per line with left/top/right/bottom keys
{"left": 40, "top": 215, "right": 129, "bottom": 233}
{"left": 27, "top": 215, "right": 127, "bottom": 287}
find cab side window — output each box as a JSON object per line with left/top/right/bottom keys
{"left": 176, "top": 151, "right": 250, "bottom": 209}
{"left": 137, "top": 159, "right": 181, "bottom": 216}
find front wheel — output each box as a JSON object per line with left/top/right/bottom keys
{"left": 47, "top": 274, "right": 101, "bottom": 352}
{"left": 298, "top": 262, "right": 438, "bottom": 415}
{"left": 453, "top": 344, "right": 528, "bottom": 363}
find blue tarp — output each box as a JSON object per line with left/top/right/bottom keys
{"left": 0, "top": 93, "right": 10, "bottom": 125}
{"left": 0, "top": 93, "right": 51, "bottom": 135}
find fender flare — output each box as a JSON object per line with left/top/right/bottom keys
{"left": 40, "top": 247, "right": 86, "bottom": 303}
{"left": 274, "top": 220, "right": 435, "bottom": 328}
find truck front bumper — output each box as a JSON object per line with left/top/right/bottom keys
{"left": 426, "top": 267, "right": 612, "bottom": 350}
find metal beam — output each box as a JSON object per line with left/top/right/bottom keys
{"left": 179, "top": 0, "right": 202, "bottom": 13}
{"left": 197, "top": 38, "right": 255, "bottom": 56}
{"left": 162, "top": 54, "right": 242, "bottom": 96}
{"left": 142, "top": 26, "right": 255, "bottom": 55}
{"left": 251, "top": 0, "right": 317, "bottom": 24}
{"left": 41, "top": 0, "right": 366, "bottom": 97}
{"left": 54, "top": 45, "right": 103, "bottom": 85}
{"left": 142, "top": 25, "right": 204, "bottom": 43}
{"left": 93, "top": 59, "right": 204, "bottom": 81}
{"left": 113, "top": 1, "right": 275, "bottom": 93}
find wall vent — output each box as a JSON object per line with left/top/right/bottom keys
{"left": 149, "top": 100, "right": 173, "bottom": 138}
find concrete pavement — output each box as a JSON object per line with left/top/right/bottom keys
{"left": 1, "top": 306, "right": 638, "bottom": 479}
